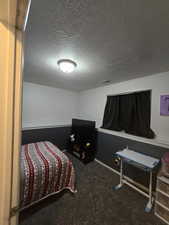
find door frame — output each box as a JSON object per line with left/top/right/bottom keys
{"left": 0, "top": 0, "right": 31, "bottom": 225}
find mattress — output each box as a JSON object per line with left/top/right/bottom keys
{"left": 20, "top": 141, "right": 76, "bottom": 209}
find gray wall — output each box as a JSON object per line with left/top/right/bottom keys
{"left": 96, "top": 131, "right": 169, "bottom": 188}
{"left": 22, "top": 127, "right": 169, "bottom": 188}
{"left": 22, "top": 126, "right": 71, "bottom": 150}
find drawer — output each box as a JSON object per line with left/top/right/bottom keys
{"left": 156, "top": 191, "right": 169, "bottom": 209}
{"left": 155, "top": 203, "right": 169, "bottom": 224}
{"left": 157, "top": 177, "right": 169, "bottom": 195}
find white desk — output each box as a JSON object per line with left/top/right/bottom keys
{"left": 114, "top": 148, "right": 159, "bottom": 212}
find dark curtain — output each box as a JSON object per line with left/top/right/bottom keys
{"left": 101, "top": 91, "right": 155, "bottom": 139}
{"left": 102, "top": 96, "right": 121, "bottom": 131}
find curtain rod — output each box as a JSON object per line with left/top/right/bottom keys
{"left": 107, "top": 89, "right": 152, "bottom": 97}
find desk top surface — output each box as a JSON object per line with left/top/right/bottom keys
{"left": 116, "top": 149, "right": 159, "bottom": 169}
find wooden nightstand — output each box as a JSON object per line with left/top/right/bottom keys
{"left": 155, "top": 176, "right": 169, "bottom": 225}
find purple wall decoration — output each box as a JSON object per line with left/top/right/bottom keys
{"left": 160, "top": 95, "right": 169, "bottom": 116}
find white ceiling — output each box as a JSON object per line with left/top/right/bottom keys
{"left": 24, "top": 0, "right": 169, "bottom": 91}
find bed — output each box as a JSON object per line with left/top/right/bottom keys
{"left": 20, "top": 141, "right": 76, "bottom": 209}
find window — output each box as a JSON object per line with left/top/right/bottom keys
{"left": 101, "top": 90, "right": 155, "bottom": 139}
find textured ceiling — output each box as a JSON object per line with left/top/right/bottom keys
{"left": 24, "top": 0, "right": 169, "bottom": 91}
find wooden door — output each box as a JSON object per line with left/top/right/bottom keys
{"left": 0, "top": 0, "right": 31, "bottom": 225}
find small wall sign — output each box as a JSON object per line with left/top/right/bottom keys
{"left": 160, "top": 95, "right": 169, "bottom": 116}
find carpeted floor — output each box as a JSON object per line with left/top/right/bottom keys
{"left": 19, "top": 153, "right": 165, "bottom": 225}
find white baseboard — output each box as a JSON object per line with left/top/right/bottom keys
{"left": 95, "top": 158, "right": 150, "bottom": 194}
{"left": 66, "top": 152, "right": 151, "bottom": 195}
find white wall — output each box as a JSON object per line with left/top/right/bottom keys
{"left": 77, "top": 72, "right": 169, "bottom": 145}
{"left": 23, "top": 72, "right": 169, "bottom": 146}
{"left": 22, "top": 82, "right": 78, "bottom": 128}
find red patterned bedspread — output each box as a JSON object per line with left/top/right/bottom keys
{"left": 20, "top": 141, "right": 76, "bottom": 209}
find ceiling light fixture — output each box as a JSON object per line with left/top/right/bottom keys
{"left": 57, "top": 59, "right": 77, "bottom": 73}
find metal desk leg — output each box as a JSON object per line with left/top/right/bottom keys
{"left": 114, "top": 159, "right": 124, "bottom": 190}
{"left": 145, "top": 170, "right": 153, "bottom": 212}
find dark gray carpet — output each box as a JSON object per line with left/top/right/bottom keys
{"left": 19, "top": 153, "right": 165, "bottom": 225}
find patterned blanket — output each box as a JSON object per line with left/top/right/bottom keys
{"left": 20, "top": 141, "right": 76, "bottom": 209}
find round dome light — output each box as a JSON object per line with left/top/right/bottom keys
{"left": 57, "top": 59, "right": 77, "bottom": 73}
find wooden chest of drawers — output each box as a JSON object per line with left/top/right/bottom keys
{"left": 155, "top": 176, "right": 169, "bottom": 225}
